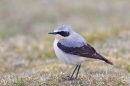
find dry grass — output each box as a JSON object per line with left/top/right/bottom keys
{"left": 0, "top": 0, "right": 130, "bottom": 86}
{"left": 1, "top": 28, "right": 130, "bottom": 86}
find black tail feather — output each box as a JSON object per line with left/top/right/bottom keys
{"left": 96, "top": 53, "right": 113, "bottom": 65}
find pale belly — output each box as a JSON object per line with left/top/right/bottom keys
{"left": 53, "top": 40, "right": 89, "bottom": 65}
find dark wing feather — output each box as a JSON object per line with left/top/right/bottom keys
{"left": 57, "top": 42, "right": 113, "bottom": 65}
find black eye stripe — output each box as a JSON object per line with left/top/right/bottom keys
{"left": 58, "top": 31, "right": 70, "bottom": 37}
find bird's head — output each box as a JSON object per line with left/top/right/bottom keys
{"left": 48, "top": 25, "right": 72, "bottom": 40}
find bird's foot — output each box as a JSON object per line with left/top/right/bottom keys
{"left": 62, "top": 76, "right": 79, "bottom": 81}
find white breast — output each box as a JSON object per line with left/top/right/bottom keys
{"left": 53, "top": 39, "right": 88, "bottom": 65}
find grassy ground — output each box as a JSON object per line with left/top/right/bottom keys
{"left": 0, "top": 0, "right": 130, "bottom": 86}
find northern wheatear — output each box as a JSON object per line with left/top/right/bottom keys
{"left": 48, "top": 25, "right": 113, "bottom": 80}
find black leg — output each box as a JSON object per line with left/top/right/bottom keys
{"left": 70, "top": 65, "right": 78, "bottom": 78}
{"left": 75, "top": 65, "right": 81, "bottom": 78}
{"left": 62, "top": 65, "right": 80, "bottom": 81}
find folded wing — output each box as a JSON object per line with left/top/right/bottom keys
{"left": 57, "top": 42, "right": 113, "bottom": 65}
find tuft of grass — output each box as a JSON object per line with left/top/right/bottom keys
{"left": 117, "top": 81, "right": 126, "bottom": 86}
{"left": 125, "top": 65, "right": 130, "bottom": 73}
{"left": 13, "top": 78, "right": 25, "bottom": 86}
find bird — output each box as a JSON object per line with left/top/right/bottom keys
{"left": 48, "top": 25, "right": 113, "bottom": 80}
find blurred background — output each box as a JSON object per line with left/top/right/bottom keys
{"left": 1, "top": 0, "right": 130, "bottom": 37}
{"left": 0, "top": 0, "right": 130, "bottom": 85}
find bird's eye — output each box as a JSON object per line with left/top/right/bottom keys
{"left": 58, "top": 31, "right": 70, "bottom": 37}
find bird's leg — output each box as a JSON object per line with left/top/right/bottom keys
{"left": 66, "top": 65, "right": 78, "bottom": 80}
{"left": 62, "top": 65, "right": 80, "bottom": 81}
{"left": 75, "top": 65, "right": 81, "bottom": 79}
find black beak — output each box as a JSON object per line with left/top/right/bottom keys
{"left": 48, "top": 32, "right": 57, "bottom": 34}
